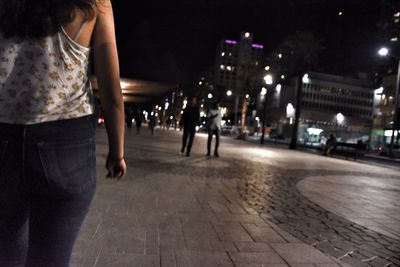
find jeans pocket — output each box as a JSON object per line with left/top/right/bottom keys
{"left": 38, "top": 138, "right": 95, "bottom": 195}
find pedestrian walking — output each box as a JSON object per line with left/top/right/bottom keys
{"left": 148, "top": 114, "right": 156, "bottom": 136}
{"left": 135, "top": 108, "right": 143, "bottom": 134}
{"left": 0, "top": 1, "right": 126, "bottom": 266}
{"left": 180, "top": 96, "right": 200, "bottom": 157}
{"left": 207, "top": 101, "right": 222, "bottom": 157}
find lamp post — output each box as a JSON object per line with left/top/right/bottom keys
{"left": 261, "top": 74, "right": 273, "bottom": 144}
{"left": 378, "top": 47, "right": 400, "bottom": 157}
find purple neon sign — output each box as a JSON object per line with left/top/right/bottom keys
{"left": 252, "top": 44, "right": 264, "bottom": 49}
{"left": 225, "top": 40, "right": 237, "bottom": 44}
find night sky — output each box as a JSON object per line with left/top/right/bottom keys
{"left": 112, "top": 0, "right": 381, "bottom": 88}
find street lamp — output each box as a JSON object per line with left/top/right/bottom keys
{"left": 261, "top": 74, "right": 273, "bottom": 144}
{"left": 378, "top": 47, "right": 400, "bottom": 157}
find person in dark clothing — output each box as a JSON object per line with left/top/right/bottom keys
{"left": 148, "top": 114, "right": 156, "bottom": 136}
{"left": 135, "top": 109, "right": 143, "bottom": 134}
{"left": 180, "top": 96, "right": 200, "bottom": 156}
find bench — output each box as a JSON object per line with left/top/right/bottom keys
{"left": 333, "top": 142, "right": 367, "bottom": 160}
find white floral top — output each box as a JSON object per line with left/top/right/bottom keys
{"left": 0, "top": 28, "right": 93, "bottom": 124}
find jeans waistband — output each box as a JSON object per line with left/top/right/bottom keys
{"left": 0, "top": 116, "right": 95, "bottom": 143}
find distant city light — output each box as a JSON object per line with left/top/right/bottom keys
{"left": 336, "top": 113, "right": 344, "bottom": 124}
{"left": 338, "top": 11, "right": 343, "bottom": 16}
{"left": 201, "top": 104, "right": 204, "bottom": 108}
{"left": 227, "top": 66, "right": 232, "bottom": 71}
{"left": 221, "top": 52, "right": 225, "bottom": 56}
{"left": 307, "top": 128, "right": 324, "bottom": 135}
{"left": 208, "top": 93, "right": 213, "bottom": 99}
{"left": 158, "top": 107, "right": 162, "bottom": 111}
{"left": 227, "top": 90, "right": 232, "bottom": 96}
{"left": 220, "top": 64, "right": 225, "bottom": 70}
{"left": 225, "top": 40, "right": 237, "bottom": 44}
{"left": 200, "top": 111, "right": 206, "bottom": 117}
{"left": 281, "top": 75, "right": 286, "bottom": 80}
{"left": 265, "top": 66, "right": 270, "bottom": 71}
{"left": 151, "top": 112, "right": 154, "bottom": 116}
{"left": 245, "top": 32, "right": 250, "bottom": 38}
{"left": 394, "top": 12, "right": 400, "bottom": 17}
{"left": 245, "top": 94, "right": 250, "bottom": 99}
{"left": 276, "top": 84, "right": 282, "bottom": 93}
{"left": 165, "top": 102, "right": 169, "bottom": 110}
{"left": 375, "top": 87, "right": 384, "bottom": 94}
{"left": 278, "top": 53, "right": 282, "bottom": 59}
{"left": 199, "top": 81, "right": 202, "bottom": 85}
{"left": 378, "top": 47, "right": 389, "bottom": 56}
{"left": 286, "top": 103, "right": 295, "bottom": 118}
{"left": 264, "top": 74, "right": 273, "bottom": 85}
{"left": 170, "top": 116, "right": 173, "bottom": 120}
{"left": 302, "top": 73, "right": 310, "bottom": 83}
{"left": 260, "top": 87, "right": 267, "bottom": 96}
{"left": 255, "top": 117, "right": 260, "bottom": 121}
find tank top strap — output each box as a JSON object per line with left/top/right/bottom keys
{"left": 72, "top": 21, "right": 87, "bottom": 41}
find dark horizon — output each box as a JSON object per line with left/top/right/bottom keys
{"left": 113, "top": 0, "right": 382, "bottom": 89}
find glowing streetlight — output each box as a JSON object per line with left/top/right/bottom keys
{"left": 378, "top": 47, "right": 389, "bottom": 56}
{"left": 336, "top": 113, "right": 344, "bottom": 124}
{"left": 302, "top": 73, "right": 310, "bottom": 83}
{"left": 208, "top": 93, "right": 213, "bottom": 99}
{"left": 260, "top": 87, "right": 267, "bottom": 96}
{"left": 264, "top": 74, "right": 273, "bottom": 85}
{"left": 227, "top": 90, "right": 232, "bottom": 96}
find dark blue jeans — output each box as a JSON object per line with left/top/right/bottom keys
{"left": 0, "top": 116, "right": 96, "bottom": 267}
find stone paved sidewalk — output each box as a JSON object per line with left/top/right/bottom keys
{"left": 70, "top": 128, "right": 400, "bottom": 267}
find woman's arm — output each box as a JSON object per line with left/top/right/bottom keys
{"left": 91, "top": 0, "right": 126, "bottom": 179}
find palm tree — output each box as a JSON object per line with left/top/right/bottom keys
{"left": 268, "top": 31, "right": 323, "bottom": 149}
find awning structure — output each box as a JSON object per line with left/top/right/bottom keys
{"left": 91, "top": 76, "right": 177, "bottom": 103}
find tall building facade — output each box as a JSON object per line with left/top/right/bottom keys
{"left": 214, "top": 32, "right": 263, "bottom": 101}
{"left": 265, "top": 72, "right": 377, "bottom": 146}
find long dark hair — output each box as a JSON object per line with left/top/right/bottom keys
{"left": 0, "top": 0, "right": 97, "bottom": 39}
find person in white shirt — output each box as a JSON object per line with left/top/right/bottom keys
{"left": 207, "top": 101, "right": 222, "bottom": 157}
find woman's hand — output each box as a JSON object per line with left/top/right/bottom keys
{"left": 106, "top": 154, "right": 126, "bottom": 180}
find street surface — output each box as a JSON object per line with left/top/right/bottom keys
{"left": 71, "top": 127, "right": 400, "bottom": 267}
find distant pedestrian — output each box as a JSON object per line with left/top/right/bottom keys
{"left": 135, "top": 109, "right": 143, "bottom": 134}
{"left": 180, "top": 96, "right": 200, "bottom": 156}
{"left": 148, "top": 114, "right": 156, "bottom": 135}
{"left": 323, "top": 134, "right": 337, "bottom": 156}
{"left": 207, "top": 101, "right": 222, "bottom": 157}
{"left": 126, "top": 108, "right": 133, "bottom": 129}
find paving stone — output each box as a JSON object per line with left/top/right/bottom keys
{"left": 271, "top": 243, "right": 334, "bottom": 264}
{"left": 228, "top": 252, "right": 286, "bottom": 266}
{"left": 174, "top": 250, "right": 233, "bottom": 267}
{"left": 235, "top": 242, "right": 273, "bottom": 252}
{"left": 69, "top": 128, "right": 400, "bottom": 267}
{"left": 242, "top": 224, "right": 286, "bottom": 243}
{"left": 213, "top": 223, "right": 253, "bottom": 242}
